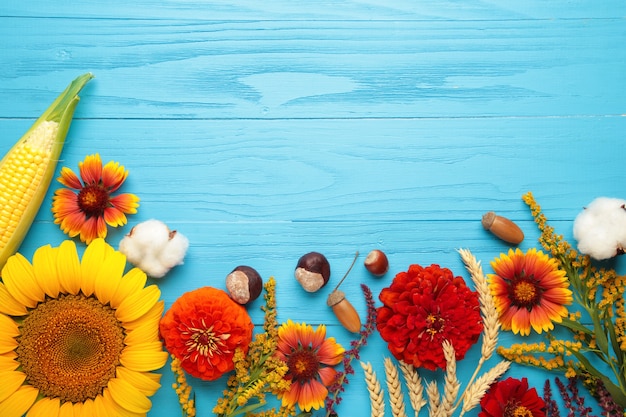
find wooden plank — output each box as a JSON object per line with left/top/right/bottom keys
{"left": 1, "top": 0, "right": 624, "bottom": 19}
{"left": 1, "top": 18, "right": 624, "bottom": 119}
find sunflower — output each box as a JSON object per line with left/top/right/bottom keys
{"left": 276, "top": 320, "right": 345, "bottom": 412}
{"left": 159, "top": 286, "right": 254, "bottom": 381}
{"left": 52, "top": 153, "right": 140, "bottom": 244}
{"left": 489, "top": 248, "right": 573, "bottom": 336}
{"left": 376, "top": 263, "right": 483, "bottom": 371}
{"left": 479, "top": 377, "right": 546, "bottom": 417}
{"left": 0, "top": 238, "right": 167, "bottom": 417}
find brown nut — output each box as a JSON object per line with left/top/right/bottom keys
{"left": 327, "top": 289, "right": 361, "bottom": 333}
{"left": 364, "top": 249, "right": 389, "bottom": 276}
{"left": 481, "top": 211, "right": 524, "bottom": 245}
{"left": 295, "top": 251, "right": 331, "bottom": 292}
{"left": 226, "top": 265, "right": 263, "bottom": 304}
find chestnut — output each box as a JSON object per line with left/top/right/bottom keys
{"left": 294, "top": 251, "right": 331, "bottom": 292}
{"left": 364, "top": 249, "right": 389, "bottom": 276}
{"left": 226, "top": 265, "right": 263, "bottom": 305}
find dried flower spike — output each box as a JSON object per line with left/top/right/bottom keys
{"left": 481, "top": 211, "right": 524, "bottom": 245}
{"left": 327, "top": 252, "right": 362, "bottom": 333}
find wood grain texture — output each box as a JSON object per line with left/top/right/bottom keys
{"left": 1, "top": 1, "right": 624, "bottom": 416}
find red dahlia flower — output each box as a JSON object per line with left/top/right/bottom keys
{"left": 479, "top": 377, "right": 546, "bottom": 417}
{"left": 376, "top": 263, "right": 483, "bottom": 370}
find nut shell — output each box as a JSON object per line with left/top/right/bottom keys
{"left": 226, "top": 265, "right": 263, "bottom": 304}
{"left": 364, "top": 249, "right": 389, "bottom": 276}
{"left": 295, "top": 252, "right": 331, "bottom": 292}
{"left": 327, "top": 289, "right": 361, "bottom": 333}
{"left": 481, "top": 211, "right": 524, "bottom": 245}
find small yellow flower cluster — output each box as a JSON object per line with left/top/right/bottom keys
{"left": 516, "top": 192, "right": 626, "bottom": 410}
{"left": 170, "top": 355, "right": 196, "bottom": 417}
{"left": 213, "top": 277, "right": 295, "bottom": 417}
{"left": 497, "top": 340, "right": 578, "bottom": 373}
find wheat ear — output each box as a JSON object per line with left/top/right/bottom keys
{"left": 398, "top": 361, "right": 426, "bottom": 416}
{"left": 458, "top": 360, "right": 511, "bottom": 416}
{"left": 361, "top": 361, "right": 386, "bottom": 417}
{"left": 453, "top": 248, "right": 505, "bottom": 415}
{"left": 438, "top": 340, "right": 460, "bottom": 417}
{"left": 426, "top": 380, "right": 441, "bottom": 417}
{"left": 384, "top": 357, "right": 408, "bottom": 417}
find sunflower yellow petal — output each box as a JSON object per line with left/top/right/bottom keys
{"left": 78, "top": 398, "right": 95, "bottom": 417}
{"left": 116, "top": 367, "right": 162, "bottom": 396}
{"left": 32, "top": 244, "right": 61, "bottom": 298}
{"left": 26, "top": 396, "right": 60, "bottom": 417}
{"left": 124, "top": 301, "right": 164, "bottom": 345}
{"left": 102, "top": 388, "right": 144, "bottom": 417}
{"left": 108, "top": 377, "right": 152, "bottom": 414}
{"left": 93, "top": 250, "right": 125, "bottom": 306}
{"left": 119, "top": 341, "right": 168, "bottom": 372}
{"left": 59, "top": 401, "right": 76, "bottom": 417}
{"left": 0, "top": 354, "right": 19, "bottom": 372}
{"left": 0, "top": 371, "right": 26, "bottom": 403}
{"left": 2, "top": 253, "right": 43, "bottom": 307}
{"left": 57, "top": 240, "right": 81, "bottom": 295}
{"left": 79, "top": 238, "right": 107, "bottom": 297}
{"left": 115, "top": 285, "right": 161, "bottom": 323}
{"left": 0, "top": 384, "right": 38, "bottom": 417}
{"left": 110, "top": 268, "right": 147, "bottom": 309}
{"left": 0, "top": 315, "right": 19, "bottom": 354}
{"left": 0, "top": 283, "right": 27, "bottom": 316}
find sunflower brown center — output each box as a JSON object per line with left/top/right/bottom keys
{"left": 17, "top": 294, "right": 125, "bottom": 403}
{"left": 287, "top": 348, "right": 320, "bottom": 382}
{"left": 77, "top": 184, "right": 110, "bottom": 217}
{"left": 510, "top": 276, "right": 541, "bottom": 309}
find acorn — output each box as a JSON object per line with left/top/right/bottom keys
{"left": 364, "top": 249, "right": 389, "bottom": 276}
{"left": 226, "top": 265, "right": 263, "bottom": 305}
{"left": 326, "top": 252, "right": 362, "bottom": 333}
{"left": 295, "top": 251, "right": 331, "bottom": 292}
{"left": 481, "top": 211, "right": 524, "bottom": 245}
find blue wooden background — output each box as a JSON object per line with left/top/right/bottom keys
{"left": 1, "top": 1, "right": 625, "bottom": 416}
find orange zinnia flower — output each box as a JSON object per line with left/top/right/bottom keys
{"left": 276, "top": 320, "right": 344, "bottom": 412}
{"left": 52, "top": 153, "right": 139, "bottom": 243}
{"left": 159, "top": 287, "right": 254, "bottom": 381}
{"left": 489, "top": 248, "right": 573, "bottom": 336}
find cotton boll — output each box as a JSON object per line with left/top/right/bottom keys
{"left": 573, "top": 197, "right": 626, "bottom": 260}
{"left": 160, "top": 231, "right": 190, "bottom": 268}
{"left": 119, "top": 219, "right": 189, "bottom": 278}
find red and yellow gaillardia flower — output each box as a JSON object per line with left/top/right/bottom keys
{"left": 159, "top": 287, "right": 254, "bottom": 381}
{"left": 479, "top": 377, "right": 546, "bottom": 417}
{"left": 489, "top": 248, "right": 573, "bottom": 336}
{"left": 52, "top": 153, "right": 140, "bottom": 244}
{"left": 276, "top": 320, "right": 345, "bottom": 412}
{"left": 0, "top": 238, "right": 167, "bottom": 417}
{"left": 377, "top": 263, "right": 483, "bottom": 371}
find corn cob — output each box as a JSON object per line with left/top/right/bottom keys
{"left": 0, "top": 72, "right": 93, "bottom": 270}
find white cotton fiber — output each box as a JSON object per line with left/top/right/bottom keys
{"left": 573, "top": 197, "right": 626, "bottom": 260}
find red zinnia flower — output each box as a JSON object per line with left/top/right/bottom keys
{"left": 376, "top": 264, "right": 483, "bottom": 371}
{"left": 52, "top": 153, "right": 139, "bottom": 243}
{"left": 479, "top": 377, "right": 546, "bottom": 417}
{"left": 159, "top": 287, "right": 254, "bottom": 381}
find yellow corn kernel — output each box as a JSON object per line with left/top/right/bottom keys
{"left": 0, "top": 73, "right": 93, "bottom": 271}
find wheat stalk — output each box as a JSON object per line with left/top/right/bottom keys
{"left": 458, "top": 360, "right": 511, "bottom": 416}
{"left": 361, "top": 361, "right": 386, "bottom": 417}
{"left": 438, "top": 340, "right": 460, "bottom": 417}
{"left": 384, "top": 357, "right": 408, "bottom": 417}
{"left": 426, "top": 380, "right": 441, "bottom": 417}
{"left": 398, "top": 361, "right": 426, "bottom": 416}
{"left": 452, "top": 248, "right": 507, "bottom": 415}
